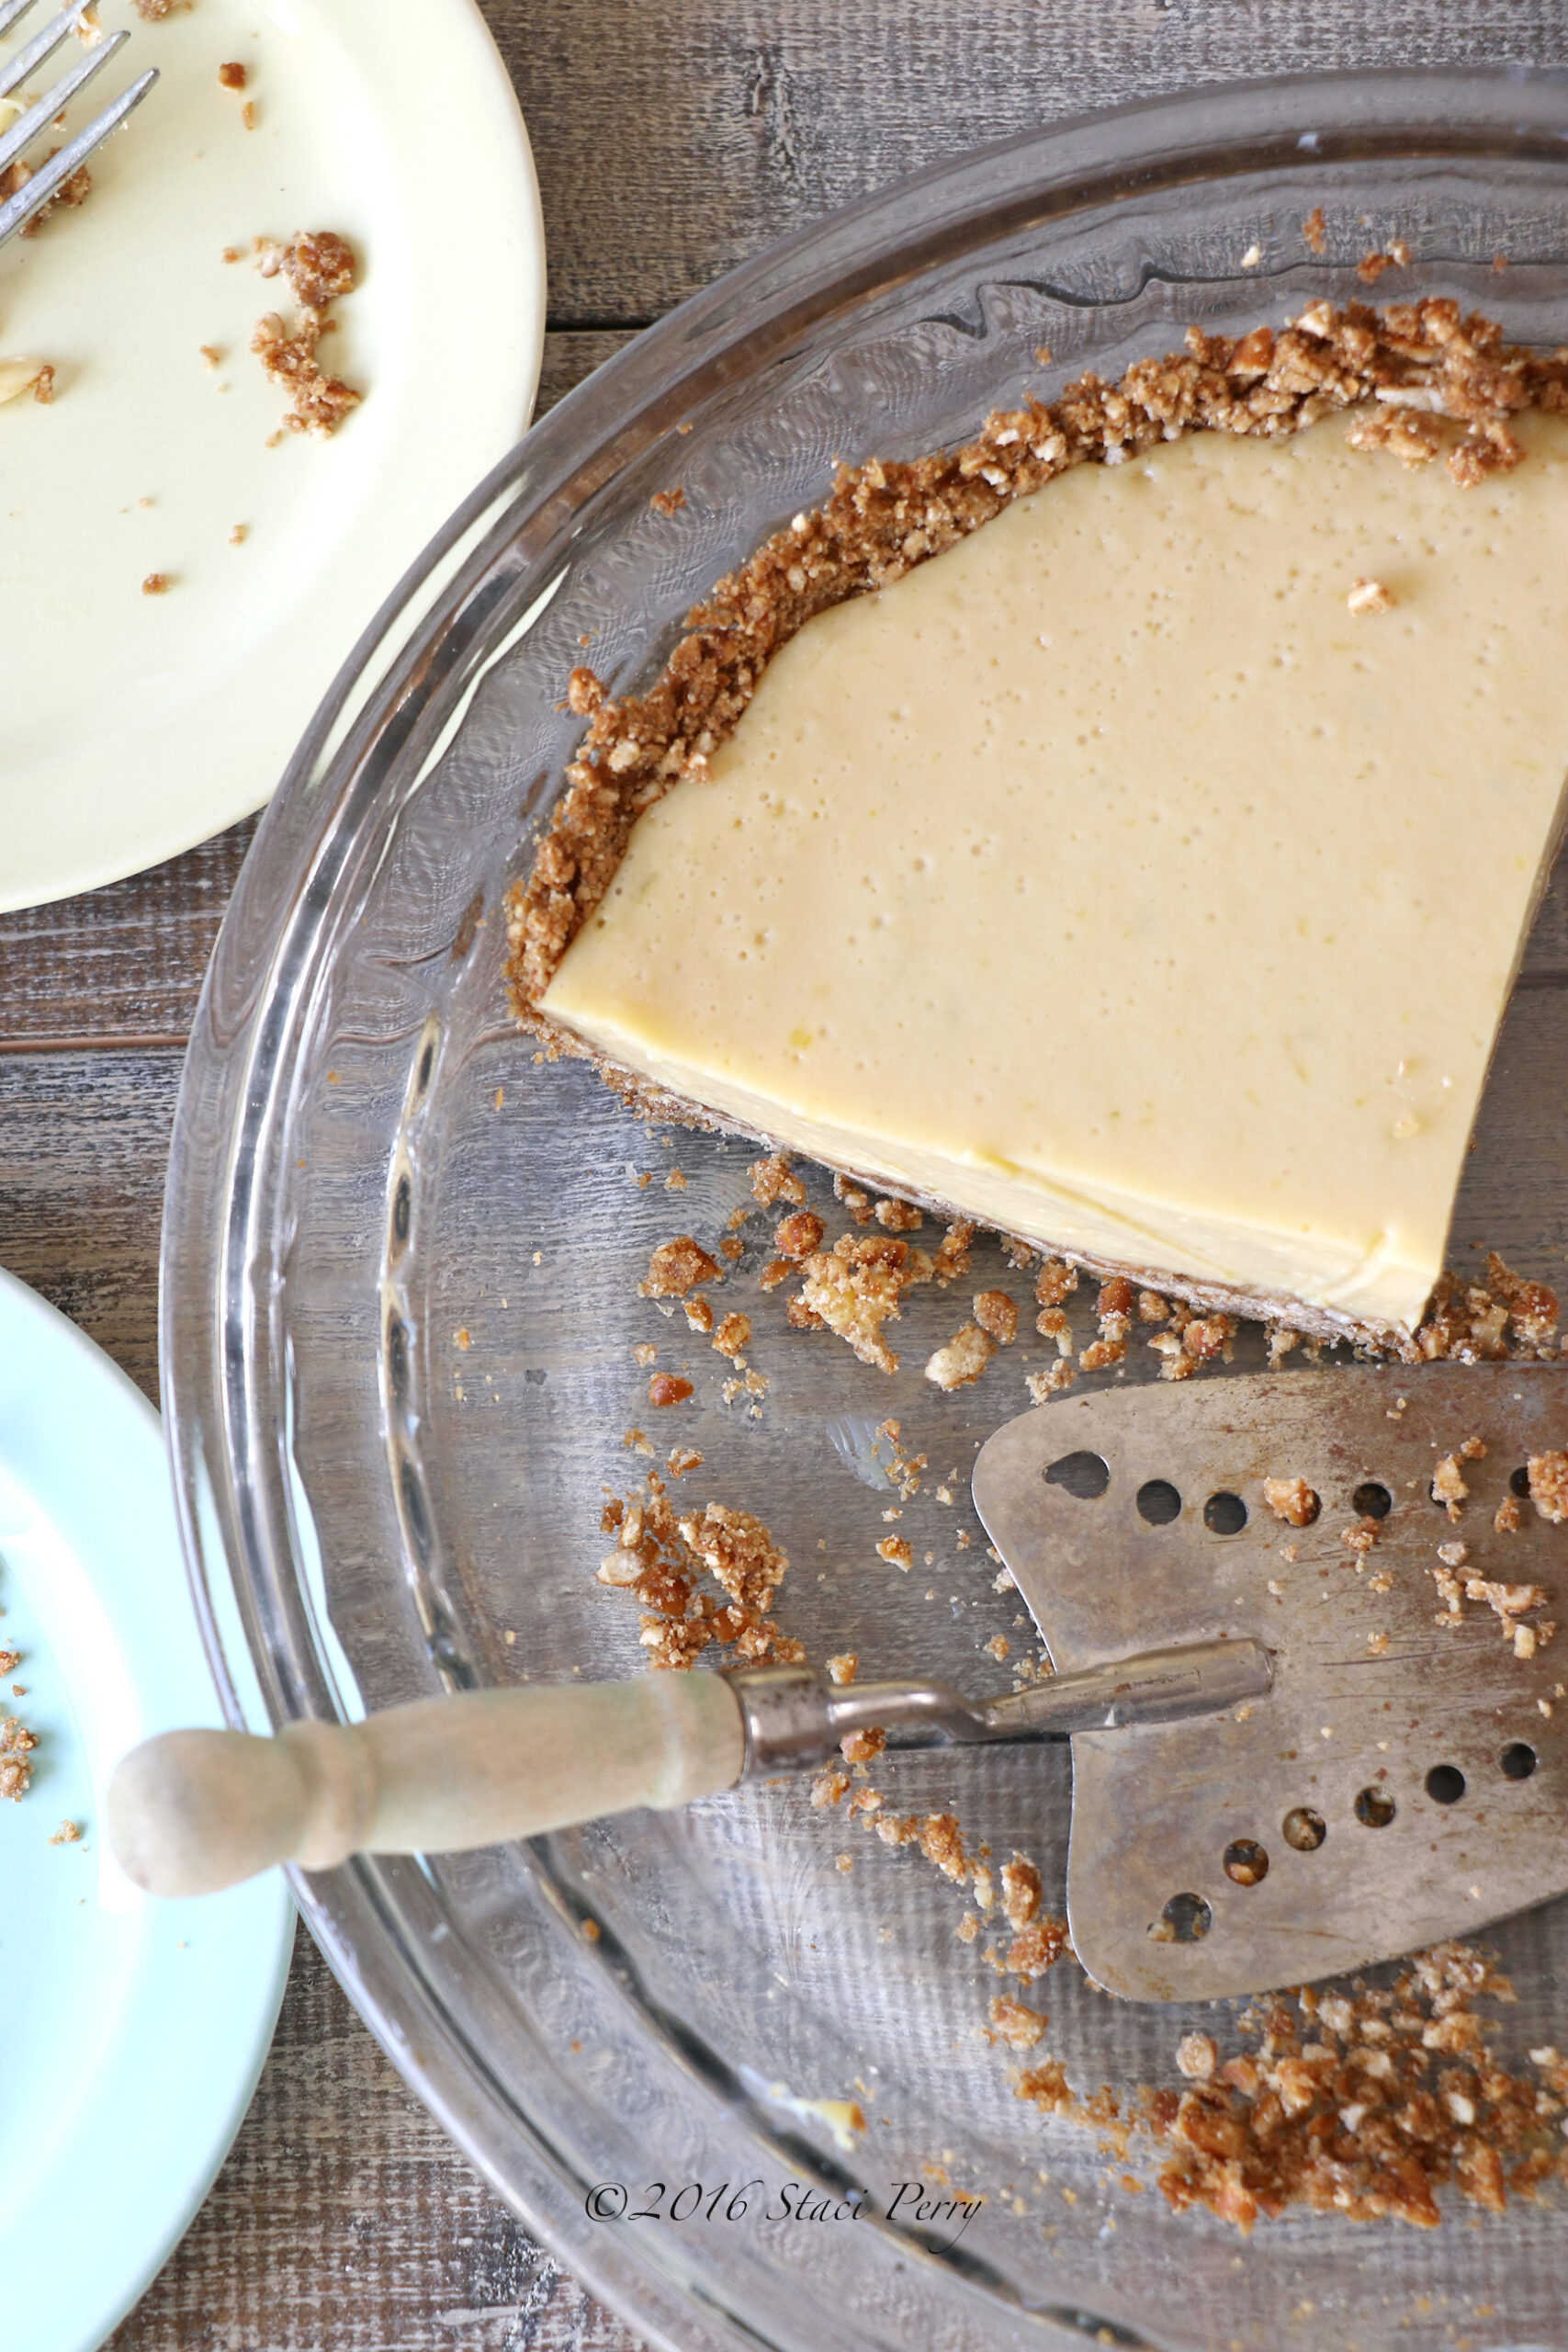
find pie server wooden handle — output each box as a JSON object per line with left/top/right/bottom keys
{"left": 105, "top": 1637, "right": 1271, "bottom": 1897}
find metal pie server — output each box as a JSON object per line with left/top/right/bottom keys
{"left": 106, "top": 1628, "right": 1268, "bottom": 1905}
{"left": 972, "top": 1360, "right": 1568, "bottom": 2001}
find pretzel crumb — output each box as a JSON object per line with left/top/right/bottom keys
{"left": 925, "top": 1323, "right": 996, "bottom": 1391}
{"left": 1176, "top": 2033, "right": 1218, "bottom": 2082}
{"left": 1152, "top": 1939, "right": 1552, "bottom": 2231}
{"left": 251, "top": 231, "right": 360, "bottom": 438}
{"left": 640, "top": 1236, "right": 719, "bottom": 1297}
{"left": 973, "top": 1289, "right": 1018, "bottom": 1344}
{"left": 712, "top": 1311, "right": 750, "bottom": 1362}
{"left": 0, "top": 1715, "right": 37, "bottom": 1801}
{"left": 1263, "top": 1476, "right": 1318, "bottom": 1528}
{"left": 989, "top": 1996, "right": 1048, "bottom": 2050}
{"left": 1529, "top": 1451, "right": 1568, "bottom": 1524}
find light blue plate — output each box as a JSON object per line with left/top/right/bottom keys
{"left": 0, "top": 1266, "right": 292, "bottom": 2352}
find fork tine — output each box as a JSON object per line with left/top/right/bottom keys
{"left": 0, "top": 0, "right": 98, "bottom": 104}
{"left": 0, "top": 25, "right": 126, "bottom": 180}
{"left": 0, "top": 60, "right": 153, "bottom": 248}
{"left": 0, "top": 0, "right": 43, "bottom": 45}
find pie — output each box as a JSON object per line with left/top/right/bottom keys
{"left": 507, "top": 299, "right": 1568, "bottom": 1351}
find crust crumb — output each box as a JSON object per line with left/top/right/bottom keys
{"left": 251, "top": 232, "right": 360, "bottom": 438}
{"left": 797, "top": 1233, "right": 932, "bottom": 1373}
{"left": 1176, "top": 2032, "right": 1218, "bottom": 2082}
{"left": 989, "top": 1996, "right": 1048, "bottom": 2051}
{"left": 0, "top": 1715, "right": 38, "bottom": 1801}
{"left": 1263, "top": 1476, "right": 1319, "bottom": 1528}
{"left": 773, "top": 1210, "right": 824, "bottom": 1259}
{"left": 1529, "top": 1451, "right": 1568, "bottom": 1524}
{"left": 750, "top": 1151, "right": 805, "bottom": 1208}
{"left": 1151, "top": 1940, "right": 1551, "bottom": 2232}
{"left": 640, "top": 1236, "right": 720, "bottom": 1296}
{"left": 973, "top": 1289, "right": 1018, "bottom": 1344}
{"left": 1000, "top": 1855, "right": 1042, "bottom": 1930}
{"left": 1432, "top": 1453, "right": 1469, "bottom": 1517}
{"left": 925, "top": 1323, "right": 996, "bottom": 1391}
{"left": 712, "top": 1310, "right": 750, "bottom": 1362}
{"left": 1034, "top": 1260, "right": 1077, "bottom": 1309}
{"left": 604, "top": 1483, "right": 801, "bottom": 1668}
{"left": 1357, "top": 238, "right": 1411, "bottom": 285}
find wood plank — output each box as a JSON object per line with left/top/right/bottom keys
{"left": 483, "top": 0, "right": 1568, "bottom": 325}
{"left": 0, "top": 1047, "right": 177, "bottom": 1403}
{"left": 105, "top": 1924, "right": 645, "bottom": 2352}
{"left": 0, "top": 823, "right": 255, "bottom": 1055}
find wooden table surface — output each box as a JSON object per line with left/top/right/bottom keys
{"left": 5, "top": 4, "right": 1566, "bottom": 2346}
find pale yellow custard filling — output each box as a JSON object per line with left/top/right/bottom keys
{"left": 543, "top": 412, "right": 1568, "bottom": 1333}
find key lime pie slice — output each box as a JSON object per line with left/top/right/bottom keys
{"left": 507, "top": 300, "right": 1568, "bottom": 1351}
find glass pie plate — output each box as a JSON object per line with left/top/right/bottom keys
{"left": 163, "top": 69, "right": 1568, "bottom": 2352}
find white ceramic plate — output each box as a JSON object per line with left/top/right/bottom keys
{"left": 0, "top": 1267, "right": 293, "bottom": 2352}
{"left": 0, "top": 0, "right": 545, "bottom": 911}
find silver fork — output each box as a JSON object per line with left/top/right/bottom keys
{"left": 0, "top": 0, "right": 156, "bottom": 251}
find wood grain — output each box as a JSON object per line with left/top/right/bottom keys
{"left": 0, "top": 825, "right": 255, "bottom": 1054}
{"left": 0, "top": 1047, "right": 177, "bottom": 1403}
